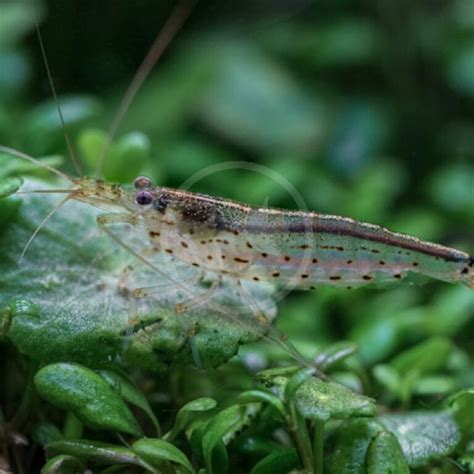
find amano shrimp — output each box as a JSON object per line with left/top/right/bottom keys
{"left": 1, "top": 0, "right": 473, "bottom": 364}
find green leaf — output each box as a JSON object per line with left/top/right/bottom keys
{"left": 132, "top": 438, "right": 195, "bottom": 473}
{"left": 236, "top": 390, "right": 286, "bottom": 418}
{"left": 284, "top": 368, "right": 316, "bottom": 404}
{"left": 366, "top": 431, "right": 409, "bottom": 474}
{"left": 34, "top": 363, "right": 142, "bottom": 437}
{"left": 46, "top": 440, "right": 149, "bottom": 469}
{"left": 457, "top": 452, "right": 474, "bottom": 472}
{"left": 314, "top": 341, "right": 358, "bottom": 371}
{"left": 379, "top": 411, "right": 460, "bottom": 467}
{"left": 198, "top": 40, "right": 327, "bottom": 154}
{"left": 41, "top": 455, "right": 85, "bottom": 474}
{"left": 164, "top": 397, "right": 217, "bottom": 441}
{"left": 32, "top": 422, "right": 63, "bottom": 447}
{"left": 327, "top": 419, "right": 382, "bottom": 474}
{"left": 390, "top": 337, "right": 453, "bottom": 375}
{"left": 1, "top": 186, "right": 276, "bottom": 370}
{"left": 0, "top": 176, "right": 23, "bottom": 197}
{"left": 446, "top": 388, "right": 474, "bottom": 440}
{"left": 328, "top": 419, "right": 410, "bottom": 474}
{"left": 258, "top": 369, "right": 375, "bottom": 422}
{"left": 24, "top": 96, "right": 100, "bottom": 155}
{"left": 250, "top": 449, "right": 300, "bottom": 474}
{"left": 202, "top": 403, "right": 261, "bottom": 474}
{"left": 98, "top": 369, "right": 161, "bottom": 436}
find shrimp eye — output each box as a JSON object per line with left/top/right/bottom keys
{"left": 135, "top": 190, "right": 153, "bottom": 205}
{"left": 134, "top": 176, "right": 152, "bottom": 189}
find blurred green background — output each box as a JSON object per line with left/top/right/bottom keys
{"left": 1, "top": 0, "right": 473, "bottom": 365}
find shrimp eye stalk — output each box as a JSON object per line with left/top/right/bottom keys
{"left": 134, "top": 176, "right": 152, "bottom": 189}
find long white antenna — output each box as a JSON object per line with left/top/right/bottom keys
{"left": 33, "top": 0, "right": 83, "bottom": 177}
{"left": 19, "top": 194, "right": 71, "bottom": 263}
{"left": 96, "top": 0, "right": 197, "bottom": 179}
{"left": 0, "top": 145, "right": 74, "bottom": 183}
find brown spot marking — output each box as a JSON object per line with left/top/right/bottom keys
{"left": 149, "top": 231, "right": 160, "bottom": 237}
{"left": 363, "top": 275, "right": 372, "bottom": 281}
{"left": 301, "top": 274, "right": 309, "bottom": 279}
{"left": 412, "top": 262, "right": 419, "bottom": 267}
{"left": 221, "top": 255, "right": 226, "bottom": 259}
{"left": 208, "top": 239, "right": 214, "bottom": 243}
{"left": 261, "top": 252, "right": 268, "bottom": 258}
{"left": 180, "top": 241, "right": 189, "bottom": 249}
{"left": 300, "top": 244, "right": 310, "bottom": 249}
{"left": 330, "top": 276, "right": 341, "bottom": 281}
{"left": 371, "top": 249, "right": 380, "bottom": 254}
{"left": 394, "top": 274, "right": 402, "bottom": 279}
{"left": 253, "top": 277, "right": 260, "bottom": 281}
{"left": 346, "top": 260, "right": 353, "bottom": 264}
{"left": 310, "top": 286, "right": 316, "bottom": 290}
{"left": 461, "top": 267, "right": 469, "bottom": 274}
{"left": 192, "top": 263, "right": 200, "bottom": 267}
{"left": 165, "top": 249, "right": 173, "bottom": 254}
{"left": 379, "top": 260, "right": 385, "bottom": 265}
{"left": 207, "top": 255, "right": 213, "bottom": 261}
{"left": 246, "top": 242, "right": 253, "bottom": 249}
{"left": 312, "top": 258, "right": 318, "bottom": 264}
{"left": 284, "top": 256, "right": 291, "bottom": 262}
{"left": 234, "top": 257, "right": 249, "bottom": 263}
{"left": 200, "top": 240, "right": 206, "bottom": 245}
{"left": 337, "top": 246, "right": 344, "bottom": 251}
{"left": 223, "top": 239, "right": 230, "bottom": 245}
{"left": 272, "top": 272, "right": 280, "bottom": 277}
{"left": 232, "top": 230, "right": 239, "bottom": 236}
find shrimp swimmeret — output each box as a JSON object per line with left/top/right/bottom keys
{"left": 5, "top": 156, "right": 473, "bottom": 302}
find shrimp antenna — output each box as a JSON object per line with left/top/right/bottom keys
{"left": 19, "top": 194, "right": 71, "bottom": 264}
{"left": 96, "top": 0, "right": 197, "bottom": 179}
{"left": 0, "top": 146, "right": 74, "bottom": 183}
{"left": 33, "top": 0, "right": 83, "bottom": 177}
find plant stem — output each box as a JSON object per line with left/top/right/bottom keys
{"left": 288, "top": 403, "right": 313, "bottom": 471}
{"left": 313, "top": 420, "right": 325, "bottom": 474}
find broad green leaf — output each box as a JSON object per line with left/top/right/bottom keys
{"left": 164, "top": 397, "right": 217, "bottom": 441}
{"left": 202, "top": 403, "right": 261, "bottom": 474}
{"left": 0, "top": 1, "right": 44, "bottom": 47}
{"left": 77, "top": 129, "right": 151, "bottom": 182}
{"left": 132, "top": 438, "right": 195, "bottom": 473}
{"left": 250, "top": 448, "right": 300, "bottom": 474}
{"left": 0, "top": 153, "right": 63, "bottom": 180}
{"left": 41, "top": 455, "right": 84, "bottom": 474}
{"left": 366, "top": 431, "right": 409, "bottom": 474}
{"left": 0, "top": 176, "right": 23, "bottom": 197}
{"left": 35, "top": 363, "right": 142, "bottom": 437}
{"left": 1, "top": 186, "right": 277, "bottom": 370}
{"left": 446, "top": 388, "right": 474, "bottom": 440}
{"left": 379, "top": 411, "right": 460, "bottom": 467}
{"left": 23, "top": 96, "right": 101, "bottom": 155}
{"left": 198, "top": 40, "right": 327, "bottom": 154}
{"left": 328, "top": 419, "right": 409, "bottom": 474}
{"left": 98, "top": 369, "right": 161, "bottom": 436}
{"left": 46, "top": 440, "right": 149, "bottom": 469}
{"left": 390, "top": 337, "right": 453, "bottom": 375}
{"left": 258, "top": 368, "right": 375, "bottom": 422}
{"left": 327, "top": 419, "right": 382, "bottom": 474}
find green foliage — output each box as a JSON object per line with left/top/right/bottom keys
{"left": 1, "top": 0, "right": 473, "bottom": 473}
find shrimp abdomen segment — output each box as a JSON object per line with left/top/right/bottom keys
{"left": 141, "top": 188, "right": 473, "bottom": 289}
